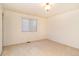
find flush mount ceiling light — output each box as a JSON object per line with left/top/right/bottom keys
{"left": 41, "top": 3, "right": 54, "bottom": 12}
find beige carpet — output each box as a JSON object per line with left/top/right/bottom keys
{"left": 2, "top": 39, "right": 79, "bottom": 56}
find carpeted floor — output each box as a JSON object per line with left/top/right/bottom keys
{"left": 2, "top": 39, "right": 79, "bottom": 56}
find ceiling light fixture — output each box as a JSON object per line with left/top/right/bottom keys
{"left": 42, "top": 3, "right": 52, "bottom": 12}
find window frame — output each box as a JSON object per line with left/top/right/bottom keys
{"left": 21, "top": 17, "right": 37, "bottom": 32}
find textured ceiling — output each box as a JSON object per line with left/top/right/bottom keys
{"left": 3, "top": 3, "right": 79, "bottom": 18}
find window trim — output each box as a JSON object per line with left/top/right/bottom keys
{"left": 21, "top": 17, "right": 37, "bottom": 32}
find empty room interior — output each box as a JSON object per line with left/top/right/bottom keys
{"left": 1, "top": 3, "right": 79, "bottom": 56}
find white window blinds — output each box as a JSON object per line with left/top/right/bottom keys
{"left": 22, "top": 17, "right": 37, "bottom": 32}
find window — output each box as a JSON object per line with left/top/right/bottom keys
{"left": 22, "top": 17, "right": 37, "bottom": 32}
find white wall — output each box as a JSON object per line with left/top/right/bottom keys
{"left": 48, "top": 9, "right": 79, "bottom": 49}
{"left": 3, "top": 9, "right": 48, "bottom": 46}
{"left": 4, "top": 6, "right": 79, "bottom": 49}
{"left": 0, "top": 5, "right": 2, "bottom": 54}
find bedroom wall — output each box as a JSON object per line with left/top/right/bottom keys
{"left": 0, "top": 5, "right": 2, "bottom": 54}
{"left": 48, "top": 9, "right": 79, "bottom": 49}
{"left": 3, "top": 9, "right": 48, "bottom": 46}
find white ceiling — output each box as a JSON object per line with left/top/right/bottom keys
{"left": 3, "top": 3, "right": 79, "bottom": 18}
